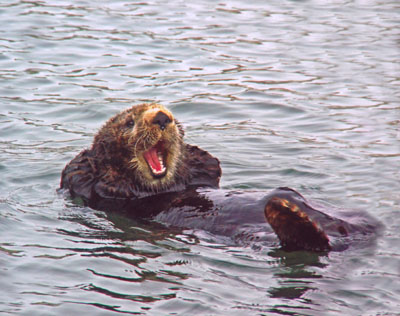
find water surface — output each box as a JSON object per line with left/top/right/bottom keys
{"left": 0, "top": 0, "right": 399, "bottom": 315}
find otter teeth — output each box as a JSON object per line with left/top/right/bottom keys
{"left": 143, "top": 142, "right": 167, "bottom": 177}
{"left": 154, "top": 152, "right": 166, "bottom": 175}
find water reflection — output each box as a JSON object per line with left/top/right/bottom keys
{"left": 56, "top": 209, "right": 190, "bottom": 311}
{"left": 259, "top": 250, "right": 328, "bottom": 315}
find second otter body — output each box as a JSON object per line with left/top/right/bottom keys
{"left": 61, "top": 103, "right": 381, "bottom": 252}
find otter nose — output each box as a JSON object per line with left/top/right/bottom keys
{"left": 152, "top": 111, "right": 171, "bottom": 131}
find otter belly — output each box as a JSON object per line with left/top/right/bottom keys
{"left": 87, "top": 187, "right": 382, "bottom": 252}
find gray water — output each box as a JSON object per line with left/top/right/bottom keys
{"left": 1, "top": 0, "right": 399, "bottom": 315}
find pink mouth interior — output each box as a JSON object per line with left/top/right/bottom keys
{"left": 143, "top": 141, "right": 166, "bottom": 176}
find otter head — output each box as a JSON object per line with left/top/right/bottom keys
{"left": 93, "top": 103, "right": 187, "bottom": 192}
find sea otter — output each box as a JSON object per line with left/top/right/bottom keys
{"left": 61, "top": 103, "right": 381, "bottom": 252}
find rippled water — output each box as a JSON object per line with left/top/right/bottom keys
{"left": 1, "top": 0, "right": 399, "bottom": 315}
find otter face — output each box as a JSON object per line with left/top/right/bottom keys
{"left": 130, "top": 104, "right": 183, "bottom": 186}
{"left": 96, "top": 103, "right": 185, "bottom": 192}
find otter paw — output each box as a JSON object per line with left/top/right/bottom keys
{"left": 264, "top": 197, "right": 331, "bottom": 252}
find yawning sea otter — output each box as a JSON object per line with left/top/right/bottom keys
{"left": 61, "top": 103, "right": 381, "bottom": 252}
{"left": 61, "top": 104, "right": 221, "bottom": 200}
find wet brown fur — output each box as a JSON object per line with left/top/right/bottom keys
{"left": 265, "top": 197, "right": 331, "bottom": 251}
{"left": 61, "top": 104, "right": 380, "bottom": 252}
{"left": 61, "top": 103, "right": 221, "bottom": 202}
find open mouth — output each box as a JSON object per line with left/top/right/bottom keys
{"left": 143, "top": 141, "right": 167, "bottom": 178}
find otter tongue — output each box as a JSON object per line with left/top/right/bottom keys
{"left": 143, "top": 146, "right": 163, "bottom": 173}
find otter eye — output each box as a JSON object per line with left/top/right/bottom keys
{"left": 126, "top": 119, "right": 135, "bottom": 128}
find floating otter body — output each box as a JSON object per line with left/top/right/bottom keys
{"left": 61, "top": 103, "right": 381, "bottom": 252}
